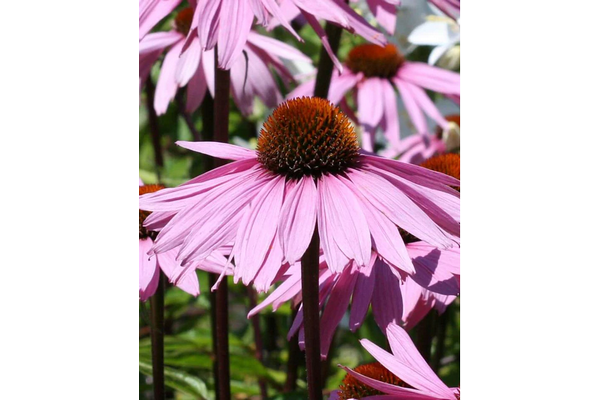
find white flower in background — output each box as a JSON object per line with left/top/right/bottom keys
{"left": 406, "top": 0, "right": 460, "bottom": 67}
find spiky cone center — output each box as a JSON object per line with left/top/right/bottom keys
{"left": 256, "top": 97, "right": 359, "bottom": 179}
{"left": 346, "top": 44, "right": 405, "bottom": 78}
{"left": 139, "top": 184, "right": 165, "bottom": 239}
{"left": 338, "top": 362, "right": 409, "bottom": 400}
{"left": 174, "top": 7, "right": 193, "bottom": 35}
{"left": 420, "top": 153, "right": 460, "bottom": 191}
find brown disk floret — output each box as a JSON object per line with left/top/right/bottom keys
{"left": 346, "top": 43, "right": 405, "bottom": 78}
{"left": 174, "top": 7, "right": 194, "bottom": 35}
{"left": 139, "top": 184, "right": 165, "bottom": 239}
{"left": 338, "top": 362, "right": 409, "bottom": 400}
{"left": 256, "top": 97, "right": 359, "bottom": 179}
{"left": 420, "top": 153, "right": 460, "bottom": 190}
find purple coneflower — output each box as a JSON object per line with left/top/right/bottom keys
{"left": 139, "top": 97, "right": 459, "bottom": 291}
{"left": 289, "top": 43, "right": 460, "bottom": 152}
{"left": 139, "top": 8, "right": 311, "bottom": 115}
{"left": 333, "top": 323, "right": 460, "bottom": 399}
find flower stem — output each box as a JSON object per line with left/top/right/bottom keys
{"left": 149, "top": 271, "right": 166, "bottom": 400}
{"left": 144, "top": 77, "right": 164, "bottom": 178}
{"left": 301, "top": 226, "right": 322, "bottom": 400}
{"left": 213, "top": 45, "right": 232, "bottom": 400}
{"left": 313, "top": 22, "right": 343, "bottom": 99}
{"left": 248, "top": 287, "right": 269, "bottom": 398}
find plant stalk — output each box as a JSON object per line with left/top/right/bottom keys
{"left": 300, "top": 227, "right": 322, "bottom": 400}
{"left": 213, "top": 45, "right": 232, "bottom": 400}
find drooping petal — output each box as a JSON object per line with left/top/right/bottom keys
{"left": 301, "top": 11, "right": 343, "bottom": 72}
{"left": 247, "top": 31, "right": 312, "bottom": 63}
{"left": 342, "top": 174, "right": 415, "bottom": 274}
{"left": 349, "top": 254, "right": 377, "bottom": 331}
{"left": 367, "top": 0, "right": 398, "bottom": 34}
{"left": 252, "top": 234, "right": 285, "bottom": 293}
{"left": 140, "top": 0, "right": 182, "bottom": 40}
{"left": 186, "top": 62, "right": 208, "bottom": 113}
{"left": 371, "top": 259, "right": 403, "bottom": 331}
{"left": 154, "top": 40, "right": 185, "bottom": 115}
{"left": 140, "top": 238, "right": 158, "bottom": 293}
{"left": 139, "top": 31, "right": 183, "bottom": 54}
{"left": 348, "top": 169, "right": 455, "bottom": 249}
{"left": 216, "top": 0, "right": 255, "bottom": 69}
{"left": 358, "top": 78, "right": 385, "bottom": 133}
{"left": 279, "top": 177, "right": 318, "bottom": 265}
{"left": 235, "top": 176, "right": 286, "bottom": 285}
{"left": 394, "top": 78, "right": 427, "bottom": 134}
{"left": 320, "top": 266, "right": 359, "bottom": 357}
{"left": 380, "top": 78, "right": 402, "bottom": 148}
{"left": 385, "top": 324, "right": 456, "bottom": 399}
{"left": 318, "top": 175, "right": 371, "bottom": 269}
{"left": 175, "top": 36, "right": 201, "bottom": 86}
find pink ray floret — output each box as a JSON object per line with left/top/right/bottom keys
{"left": 334, "top": 323, "right": 460, "bottom": 399}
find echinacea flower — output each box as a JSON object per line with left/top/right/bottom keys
{"left": 139, "top": 182, "right": 231, "bottom": 300}
{"left": 288, "top": 44, "right": 460, "bottom": 152}
{"left": 181, "top": 0, "right": 386, "bottom": 70}
{"left": 139, "top": 8, "right": 312, "bottom": 115}
{"left": 139, "top": 97, "right": 459, "bottom": 291}
{"left": 334, "top": 323, "right": 460, "bottom": 399}
{"left": 249, "top": 241, "right": 459, "bottom": 357}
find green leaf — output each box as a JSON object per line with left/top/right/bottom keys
{"left": 139, "top": 360, "right": 209, "bottom": 400}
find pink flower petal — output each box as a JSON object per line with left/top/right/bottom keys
{"left": 371, "top": 259, "right": 404, "bottom": 331}
{"left": 348, "top": 168, "right": 455, "bottom": 249}
{"left": 139, "top": 31, "right": 183, "bottom": 54}
{"left": 154, "top": 40, "right": 185, "bottom": 115}
{"left": 385, "top": 324, "right": 456, "bottom": 398}
{"left": 349, "top": 254, "right": 376, "bottom": 331}
{"left": 358, "top": 78, "right": 385, "bottom": 132}
{"left": 216, "top": 0, "right": 255, "bottom": 70}
{"left": 140, "top": 238, "right": 158, "bottom": 292}
{"left": 279, "top": 177, "right": 318, "bottom": 265}
{"left": 320, "top": 266, "right": 359, "bottom": 357}
{"left": 318, "top": 175, "right": 372, "bottom": 269}
{"left": 235, "top": 176, "right": 286, "bottom": 285}
{"left": 176, "top": 141, "right": 257, "bottom": 160}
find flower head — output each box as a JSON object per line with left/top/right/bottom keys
{"left": 139, "top": 97, "right": 459, "bottom": 292}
